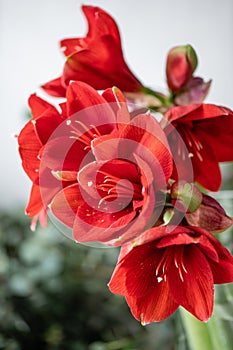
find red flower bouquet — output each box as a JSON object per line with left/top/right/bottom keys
{"left": 17, "top": 5, "right": 233, "bottom": 348}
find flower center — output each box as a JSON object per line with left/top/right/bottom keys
{"left": 155, "top": 246, "right": 188, "bottom": 283}
{"left": 96, "top": 170, "right": 143, "bottom": 207}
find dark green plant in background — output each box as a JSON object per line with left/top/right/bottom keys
{"left": 1, "top": 165, "right": 232, "bottom": 349}
{"left": 0, "top": 210, "right": 180, "bottom": 350}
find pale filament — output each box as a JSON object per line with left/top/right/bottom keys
{"left": 68, "top": 120, "right": 102, "bottom": 150}
{"left": 155, "top": 248, "right": 171, "bottom": 277}
{"left": 178, "top": 125, "right": 204, "bottom": 162}
{"left": 96, "top": 171, "right": 143, "bottom": 205}
{"left": 155, "top": 246, "right": 188, "bottom": 283}
{"left": 174, "top": 246, "right": 188, "bottom": 282}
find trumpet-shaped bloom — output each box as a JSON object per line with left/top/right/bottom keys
{"left": 163, "top": 103, "right": 233, "bottom": 191}
{"left": 50, "top": 113, "right": 173, "bottom": 245}
{"left": 42, "top": 6, "right": 143, "bottom": 97}
{"left": 108, "top": 225, "right": 233, "bottom": 323}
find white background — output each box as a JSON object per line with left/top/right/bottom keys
{"left": 0, "top": 0, "right": 233, "bottom": 210}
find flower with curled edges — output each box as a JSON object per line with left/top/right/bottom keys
{"left": 108, "top": 225, "right": 233, "bottom": 324}
{"left": 41, "top": 5, "right": 143, "bottom": 97}
{"left": 50, "top": 113, "right": 173, "bottom": 245}
{"left": 162, "top": 103, "right": 233, "bottom": 191}
{"left": 18, "top": 81, "right": 129, "bottom": 230}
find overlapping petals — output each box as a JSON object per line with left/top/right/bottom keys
{"left": 17, "top": 3, "right": 233, "bottom": 327}
{"left": 18, "top": 81, "right": 128, "bottom": 227}
{"left": 50, "top": 113, "right": 173, "bottom": 245}
{"left": 42, "top": 6, "right": 143, "bottom": 97}
{"left": 108, "top": 225, "right": 233, "bottom": 323}
{"left": 163, "top": 103, "right": 233, "bottom": 191}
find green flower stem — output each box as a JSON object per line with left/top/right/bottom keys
{"left": 179, "top": 308, "right": 213, "bottom": 350}
{"left": 142, "top": 86, "right": 170, "bottom": 106}
{"left": 179, "top": 308, "right": 232, "bottom": 350}
{"left": 206, "top": 314, "right": 233, "bottom": 350}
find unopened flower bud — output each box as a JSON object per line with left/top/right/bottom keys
{"left": 170, "top": 181, "right": 202, "bottom": 213}
{"left": 185, "top": 194, "right": 233, "bottom": 233}
{"left": 166, "top": 44, "right": 198, "bottom": 92}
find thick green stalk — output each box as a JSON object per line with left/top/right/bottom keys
{"left": 206, "top": 314, "right": 233, "bottom": 350}
{"left": 179, "top": 308, "right": 233, "bottom": 350}
{"left": 179, "top": 308, "right": 213, "bottom": 350}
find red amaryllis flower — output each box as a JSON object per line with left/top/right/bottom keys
{"left": 50, "top": 114, "right": 173, "bottom": 245}
{"left": 42, "top": 5, "right": 143, "bottom": 97}
{"left": 108, "top": 225, "right": 233, "bottom": 323}
{"left": 162, "top": 103, "right": 233, "bottom": 191}
{"left": 18, "top": 81, "right": 128, "bottom": 229}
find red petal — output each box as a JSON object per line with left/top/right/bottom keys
{"left": 41, "top": 77, "right": 66, "bottom": 97}
{"left": 66, "top": 81, "right": 115, "bottom": 121}
{"left": 109, "top": 242, "right": 156, "bottom": 296}
{"left": 102, "top": 86, "right": 130, "bottom": 124}
{"left": 81, "top": 5, "right": 121, "bottom": 45}
{"left": 102, "top": 86, "right": 126, "bottom": 104}
{"left": 125, "top": 245, "right": 162, "bottom": 297}
{"left": 209, "top": 258, "right": 233, "bottom": 284}
{"left": 165, "top": 104, "right": 230, "bottom": 124}
{"left": 157, "top": 232, "right": 202, "bottom": 247}
{"left": 169, "top": 124, "right": 222, "bottom": 191}
{"left": 28, "top": 93, "right": 58, "bottom": 119}
{"left": 26, "top": 184, "right": 44, "bottom": 217}
{"left": 50, "top": 184, "right": 82, "bottom": 227}
{"left": 206, "top": 237, "right": 233, "bottom": 284}
{"left": 191, "top": 136, "right": 221, "bottom": 191}
{"left": 63, "top": 36, "right": 142, "bottom": 92}
{"left": 113, "top": 189, "right": 156, "bottom": 246}
{"left": 168, "top": 245, "right": 214, "bottom": 321}
{"left": 165, "top": 104, "right": 233, "bottom": 190}
{"left": 126, "top": 284, "right": 178, "bottom": 324}
{"left": 41, "top": 136, "right": 93, "bottom": 172}
{"left": 108, "top": 263, "right": 128, "bottom": 296}
{"left": 119, "top": 114, "right": 173, "bottom": 185}
{"left": 185, "top": 104, "right": 231, "bottom": 122}
{"left": 125, "top": 226, "right": 171, "bottom": 248}
{"left": 60, "top": 37, "right": 88, "bottom": 56}
{"left": 18, "top": 121, "right": 41, "bottom": 183}
{"left": 164, "top": 104, "right": 201, "bottom": 124}
{"left": 108, "top": 236, "right": 179, "bottom": 323}
{"left": 34, "top": 113, "right": 65, "bottom": 145}
{"left": 74, "top": 202, "right": 136, "bottom": 243}
{"left": 30, "top": 208, "right": 47, "bottom": 231}
{"left": 198, "top": 113, "right": 233, "bottom": 162}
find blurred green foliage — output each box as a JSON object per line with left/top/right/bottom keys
{"left": 0, "top": 163, "right": 232, "bottom": 349}
{"left": 0, "top": 210, "right": 179, "bottom": 350}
